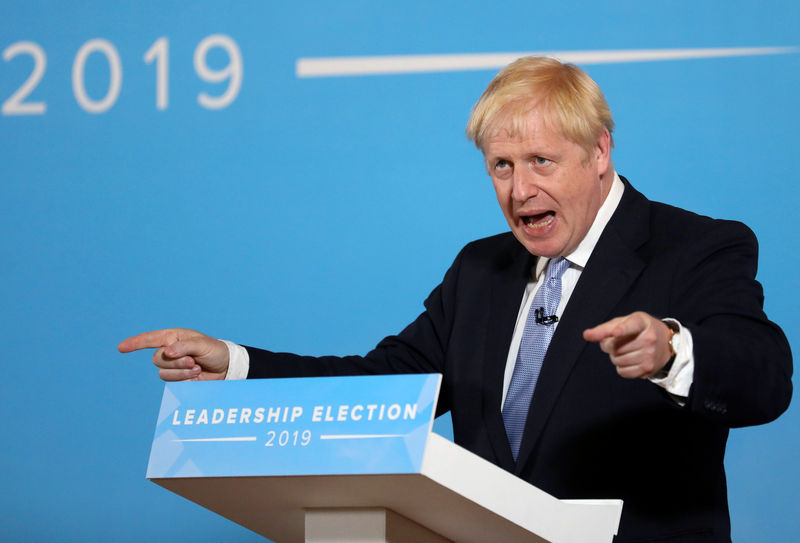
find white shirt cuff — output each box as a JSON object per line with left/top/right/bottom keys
{"left": 221, "top": 339, "right": 250, "bottom": 380}
{"left": 649, "top": 318, "right": 694, "bottom": 401}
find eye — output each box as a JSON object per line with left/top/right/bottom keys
{"left": 491, "top": 158, "right": 513, "bottom": 178}
{"left": 495, "top": 159, "right": 510, "bottom": 170}
{"left": 533, "top": 156, "right": 551, "bottom": 166}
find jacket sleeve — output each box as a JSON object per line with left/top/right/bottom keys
{"left": 674, "top": 220, "right": 792, "bottom": 427}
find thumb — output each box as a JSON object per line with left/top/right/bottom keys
{"left": 165, "top": 337, "right": 216, "bottom": 358}
{"left": 165, "top": 337, "right": 229, "bottom": 372}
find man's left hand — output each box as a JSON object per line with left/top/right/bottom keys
{"left": 583, "top": 312, "right": 673, "bottom": 379}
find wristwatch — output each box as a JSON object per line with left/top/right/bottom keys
{"left": 659, "top": 319, "right": 680, "bottom": 377}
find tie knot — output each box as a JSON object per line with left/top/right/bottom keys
{"left": 545, "top": 257, "right": 570, "bottom": 282}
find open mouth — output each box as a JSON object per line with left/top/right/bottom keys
{"left": 522, "top": 211, "right": 555, "bottom": 229}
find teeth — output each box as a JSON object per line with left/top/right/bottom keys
{"left": 525, "top": 213, "right": 554, "bottom": 229}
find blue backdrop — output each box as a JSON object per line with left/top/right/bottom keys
{"left": 2, "top": 1, "right": 798, "bottom": 541}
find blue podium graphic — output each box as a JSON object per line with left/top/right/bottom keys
{"left": 147, "top": 374, "right": 442, "bottom": 478}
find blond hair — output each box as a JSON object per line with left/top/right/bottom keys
{"left": 466, "top": 56, "right": 614, "bottom": 153}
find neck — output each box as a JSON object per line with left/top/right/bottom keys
{"left": 598, "top": 159, "right": 615, "bottom": 203}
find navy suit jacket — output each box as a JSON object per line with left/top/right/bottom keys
{"left": 247, "top": 179, "right": 792, "bottom": 542}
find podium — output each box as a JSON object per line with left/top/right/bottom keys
{"left": 147, "top": 375, "right": 623, "bottom": 542}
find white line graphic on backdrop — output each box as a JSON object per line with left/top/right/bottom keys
{"left": 172, "top": 437, "right": 257, "bottom": 442}
{"left": 319, "top": 434, "right": 406, "bottom": 440}
{"left": 296, "top": 46, "right": 796, "bottom": 78}
{"left": 172, "top": 435, "right": 406, "bottom": 441}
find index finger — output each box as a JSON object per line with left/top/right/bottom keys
{"left": 583, "top": 317, "right": 625, "bottom": 342}
{"left": 605, "top": 313, "right": 649, "bottom": 339}
{"left": 118, "top": 329, "right": 181, "bottom": 353}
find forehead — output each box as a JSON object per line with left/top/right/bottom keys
{"left": 483, "top": 109, "right": 567, "bottom": 154}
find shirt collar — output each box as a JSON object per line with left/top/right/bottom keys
{"left": 534, "top": 172, "right": 625, "bottom": 280}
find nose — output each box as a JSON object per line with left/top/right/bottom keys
{"left": 511, "top": 167, "right": 539, "bottom": 202}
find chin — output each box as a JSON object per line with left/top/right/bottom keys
{"left": 511, "top": 225, "right": 565, "bottom": 258}
{"left": 529, "top": 234, "right": 571, "bottom": 257}
{"left": 519, "top": 239, "right": 562, "bottom": 258}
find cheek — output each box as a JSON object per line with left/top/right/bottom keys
{"left": 563, "top": 187, "right": 601, "bottom": 230}
{"left": 560, "top": 176, "right": 593, "bottom": 211}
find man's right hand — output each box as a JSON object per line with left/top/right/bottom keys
{"left": 118, "top": 328, "right": 230, "bottom": 381}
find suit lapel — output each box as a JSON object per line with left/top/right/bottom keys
{"left": 481, "top": 239, "right": 535, "bottom": 472}
{"left": 513, "top": 180, "right": 651, "bottom": 474}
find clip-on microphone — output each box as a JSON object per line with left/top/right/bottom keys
{"left": 534, "top": 307, "right": 558, "bottom": 325}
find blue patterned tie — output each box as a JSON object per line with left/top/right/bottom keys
{"left": 503, "top": 256, "right": 570, "bottom": 460}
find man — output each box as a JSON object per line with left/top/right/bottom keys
{"left": 120, "top": 57, "right": 792, "bottom": 542}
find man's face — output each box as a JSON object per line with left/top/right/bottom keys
{"left": 483, "top": 108, "right": 611, "bottom": 258}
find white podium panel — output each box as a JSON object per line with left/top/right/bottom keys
{"left": 153, "top": 433, "right": 622, "bottom": 543}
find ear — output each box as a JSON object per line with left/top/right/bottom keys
{"left": 594, "top": 128, "right": 611, "bottom": 176}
